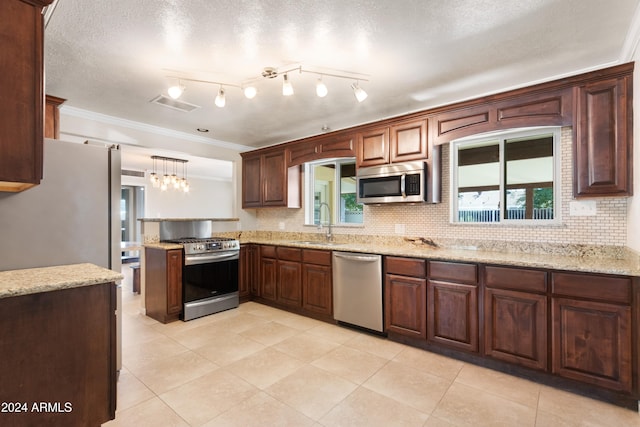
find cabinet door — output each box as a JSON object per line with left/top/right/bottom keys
{"left": 302, "top": 263, "right": 332, "bottom": 315}
{"left": 574, "top": 75, "right": 632, "bottom": 197}
{"left": 166, "top": 249, "right": 183, "bottom": 315}
{"left": 357, "top": 127, "right": 390, "bottom": 167}
{"left": 260, "top": 257, "right": 278, "bottom": 301}
{"left": 484, "top": 288, "right": 547, "bottom": 370}
{"left": 239, "top": 245, "right": 252, "bottom": 299}
{"left": 278, "top": 260, "right": 302, "bottom": 307}
{"left": 262, "top": 150, "right": 287, "bottom": 206}
{"left": 427, "top": 280, "right": 478, "bottom": 352}
{"left": 552, "top": 297, "right": 632, "bottom": 392}
{"left": 385, "top": 274, "right": 426, "bottom": 339}
{"left": 390, "top": 119, "right": 428, "bottom": 163}
{"left": 242, "top": 155, "right": 262, "bottom": 207}
{"left": 0, "top": 0, "right": 48, "bottom": 192}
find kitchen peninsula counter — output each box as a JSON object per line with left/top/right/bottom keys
{"left": 0, "top": 262, "right": 123, "bottom": 299}
{"left": 239, "top": 233, "right": 640, "bottom": 277}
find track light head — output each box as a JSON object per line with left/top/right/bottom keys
{"left": 215, "top": 87, "right": 226, "bottom": 107}
{"left": 167, "top": 83, "right": 185, "bottom": 99}
{"left": 316, "top": 77, "right": 328, "bottom": 97}
{"left": 282, "top": 74, "right": 294, "bottom": 96}
{"left": 243, "top": 85, "right": 257, "bottom": 99}
{"left": 351, "top": 82, "right": 368, "bottom": 102}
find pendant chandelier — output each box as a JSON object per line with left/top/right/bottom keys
{"left": 149, "top": 155, "right": 189, "bottom": 193}
{"left": 165, "top": 65, "right": 369, "bottom": 108}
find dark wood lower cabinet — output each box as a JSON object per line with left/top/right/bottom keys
{"left": 385, "top": 274, "right": 426, "bottom": 339}
{"left": 278, "top": 259, "right": 302, "bottom": 307}
{"left": 145, "top": 247, "right": 183, "bottom": 323}
{"left": 427, "top": 280, "right": 479, "bottom": 352}
{"left": 302, "top": 252, "right": 332, "bottom": 316}
{"left": 259, "top": 255, "right": 277, "bottom": 302}
{"left": 484, "top": 288, "right": 547, "bottom": 370}
{"left": 552, "top": 297, "right": 632, "bottom": 392}
{"left": 0, "top": 283, "right": 116, "bottom": 426}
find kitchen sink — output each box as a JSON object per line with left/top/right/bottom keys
{"left": 290, "top": 240, "right": 345, "bottom": 246}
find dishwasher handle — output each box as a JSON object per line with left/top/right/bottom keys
{"left": 333, "top": 252, "right": 380, "bottom": 262}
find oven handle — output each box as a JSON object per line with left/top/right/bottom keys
{"left": 184, "top": 251, "right": 239, "bottom": 265}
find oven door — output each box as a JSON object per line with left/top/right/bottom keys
{"left": 182, "top": 251, "right": 239, "bottom": 320}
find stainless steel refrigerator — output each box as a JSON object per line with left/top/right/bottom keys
{"left": 0, "top": 138, "right": 122, "bottom": 368}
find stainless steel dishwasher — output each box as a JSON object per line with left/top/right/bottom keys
{"left": 332, "top": 251, "right": 383, "bottom": 333}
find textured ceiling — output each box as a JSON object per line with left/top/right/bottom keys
{"left": 45, "top": 0, "right": 639, "bottom": 154}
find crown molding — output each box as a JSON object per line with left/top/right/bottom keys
{"left": 59, "top": 106, "right": 252, "bottom": 152}
{"left": 620, "top": 2, "right": 640, "bottom": 61}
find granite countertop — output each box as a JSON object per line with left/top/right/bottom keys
{"left": 243, "top": 236, "right": 640, "bottom": 277}
{"left": 144, "top": 242, "right": 184, "bottom": 250}
{"left": 0, "top": 263, "right": 123, "bottom": 299}
{"left": 138, "top": 217, "right": 239, "bottom": 222}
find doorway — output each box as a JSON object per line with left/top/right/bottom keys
{"left": 120, "top": 185, "right": 144, "bottom": 263}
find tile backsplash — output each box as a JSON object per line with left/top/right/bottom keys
{"left": 255, "top": 127, "right": 628, "bottom": 247}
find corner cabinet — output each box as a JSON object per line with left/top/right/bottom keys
{"left": 145, "top": 247, "right": 183, "bottom": 323}
{"left": 0, "top": 0, "right": 53, "bottom": 192}
{"left": 241, "top": 149, "right": 300, "bottom": 208}
{"left": 574, "top": 71, "right": 633, "bottom": 197}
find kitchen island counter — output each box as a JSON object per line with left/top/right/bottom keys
{"left": 0, "top": 263, "right": 123, "bottom": 299}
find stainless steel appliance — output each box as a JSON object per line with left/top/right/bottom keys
{"left": 332, "top": 251, "right": 383, "bottom": 333}
{"left": 164, "top": 237, "right": 240, "bottom": 321}
{"left": 356, "top": 157, "right": 440, "bottom": 204}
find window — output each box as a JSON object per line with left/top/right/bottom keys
{"left": 452, "top": 127, "right": 560, "bottom": 224}
{"left": 305, "top": 159, "right": 363, "bottom": 226}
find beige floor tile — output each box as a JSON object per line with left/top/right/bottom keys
{"left": 423, "top": 416, "right": 458, "bottom": 427}
{"left": 537, "top": 385, "right": 640, "bottom": 426}
{"left": 393, "top": 346, "right": 465, "bottom": 381}
{"left": 432, "top": 382, "right": 536, "bottom": 427}
{"left": 239, "top": 320, "right": 300, "bottom": 345}
{"left": 273, "top": 331, "right": 341, "bottom": 363}
{"left": 122, "top": 335, "right": 189, "bottom": 372}
{"left": 225, "top": 347, "right": 305, "bottom": 389}
{"left": 453, "top": 363, "right": 541, "bottom": 408}
{"left": 121, "top": 318, "right": 166, "bottom": 348}
{"left": 194, "top": 332, "right": 265, "bottom": 366}
{"left": 312, "top": 345, "right": 389, "bottom": 384}
{"left": 131, "top": 351, "right": 219, "bottom": 395}
{"left": 535, "top": 410, "right": 585, "bottom": 427}
{"left": 202, "top": 391, "right": 315, "bottom": 427}
{"left": 159, "top": 370, "right": 258, "bottom": 426}
{"left": 150, "top": 314, "right": 216, "bottom": 338}
{"left": 114, "top": 367, "right": 155, "bottom": 412}
{"left": 306, "top": 322, "right": 361, "bottom": 344}
{"left": 168, "top": 321, "right": 232, "bottom": 349}
{"left": 210, "top": 312, "right": 271, "bottom": 334}
{"left": 274, "top": 313, "right": 327, "bottom": 331}
{"left": 319, "top": 386, "right": 429, "bottom": 427}
{"left": 363, "top": 360, "right": 452, "bottom": 414}
{"left": 345, "top": 332, "right": 406, "bottom": 359}
{"left": 266, "top": 365, "right": 358, "bottom": 420}
{"left": 102, "top": 396, "right": 189, "bottom": 427}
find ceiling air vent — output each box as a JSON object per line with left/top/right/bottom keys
{"left": 150, "top": 95, "right": 200, "bottom": 113}
{"left": 122, "top": 169, "right": 145, "bottom": 178}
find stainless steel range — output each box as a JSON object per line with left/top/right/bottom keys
{"left": 163, "top": 237, "right": 240, "bottom": 321}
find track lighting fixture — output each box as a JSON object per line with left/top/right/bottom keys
{"left": 163, "top": 65, "right": 368, "bottom": 107}
{"left": 215, "top": 86, "right": 226, "bottom": 107}
{"left": 149, "top": 156, "right": 190, "bottom": 193}
{"left": 282, "top": 74, "right": 294, "bottom": 96}
{"left": 167, "top": 81, "right": 185, "bottom": 99}
{"left": 351, "top": 82, "right": 368, "bottom": 102}
{"left": 316, "top": 77, "right": 328, "bottom": 97}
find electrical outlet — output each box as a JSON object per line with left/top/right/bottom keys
{"left": 569, "top": 200, "right": 597, "bottom": 216}
{"left": 395, "top": 223, "right": 406, "bottom": 235}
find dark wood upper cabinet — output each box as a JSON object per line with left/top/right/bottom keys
{"left": 574, "top": 74, "right": 633, "bottom": 197}
{"left": 288, "top": 134, "right": 355, "bottom": 166}
{"left": 357, "top": 126, "right": 390, "bottom": 167}
{"left": 390, "top": 119, "right": 429, "bottom": 163}
{"left": 0, "top": 0, "right": 53, "bottom": 192}
{"left": 45, "top": 95, "right": 66, "bottom": 139}
{"left": 241, "top": 148, "right": 300, "bottom": 208}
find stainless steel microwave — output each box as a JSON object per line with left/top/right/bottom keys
{"left": 356, "top": 158, "right": 440, "bottom": 204}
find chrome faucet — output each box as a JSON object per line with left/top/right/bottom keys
{"left": 318, "top": 202, "right": 333, "bottom": 241}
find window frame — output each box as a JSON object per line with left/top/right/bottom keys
{"left": 450, "top": 127, "right": 562, "bottom": 225}
{"left": 304, "top": 158, "right": 363, "bottom": 227}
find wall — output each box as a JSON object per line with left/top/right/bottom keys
{"left": 255, "top": 127, "right": 629, "bottom": 247}
{"left": 145, "top": 176, "right": 233, "bottom": 218}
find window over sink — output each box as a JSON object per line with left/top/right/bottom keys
{"left": 451, "top": 127, "right": 561, "bottom": 224}
{"left": 304, "top": 158, "right": 363, "bottom": 226}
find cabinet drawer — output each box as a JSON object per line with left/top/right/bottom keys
{"left": 485, "top": 266, "right": 547, "bottom": 293}
{"left": 260, "top": 245, "right": 277, "bottom": 258}
{"left": 303, "top": 249, "right": 331, "bottom": 265}
{"left": 277, "top": 246, "right": 302, "bottom": 262}
{"left": 429, "top": 261, "right": 477, "bottom": 284}
{"left": 551, "top": 272, "right": 631, "bottom": 304}
{"left": 386, "top": 257, "right": 426, "bottom": 278}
